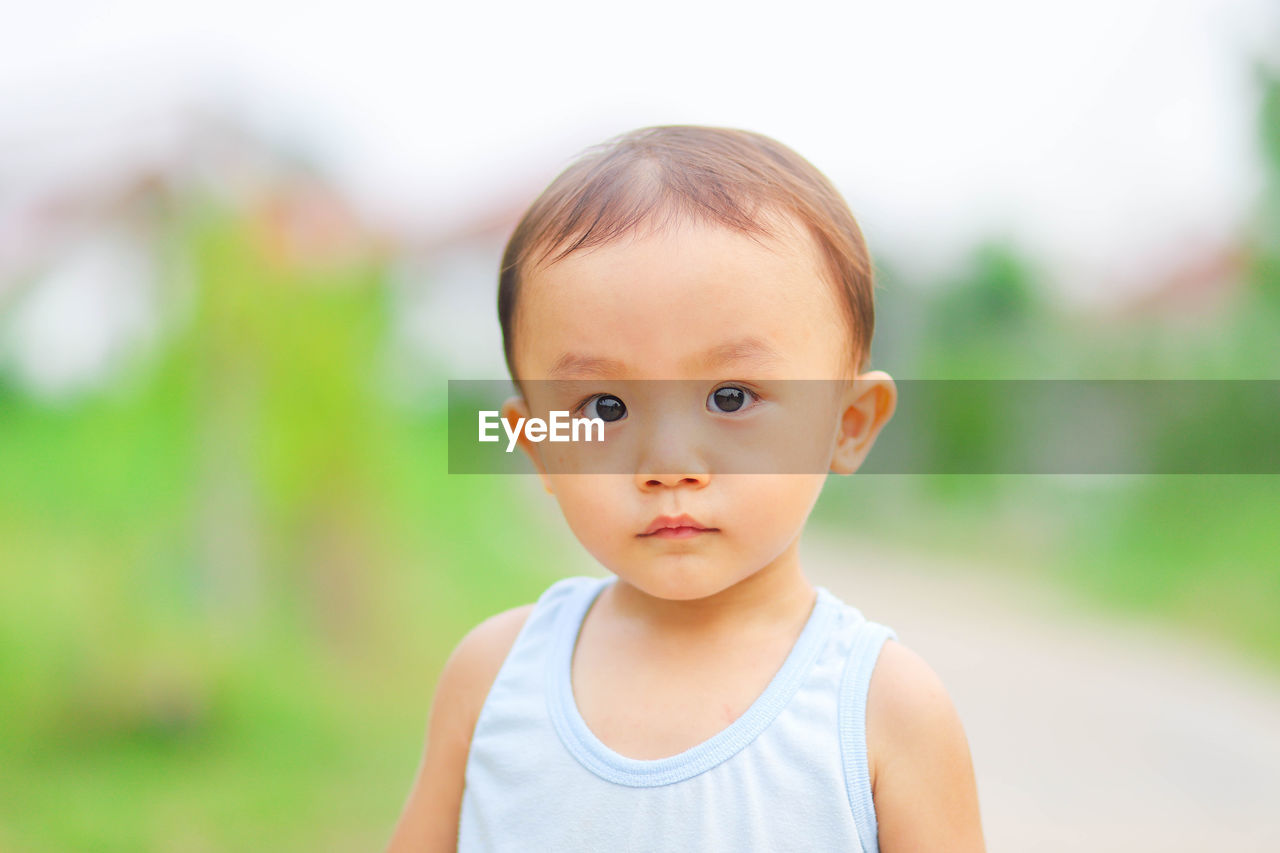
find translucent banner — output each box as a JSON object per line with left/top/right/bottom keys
{"left": 446, "top": 380, "right": 1280, "bottom": 474}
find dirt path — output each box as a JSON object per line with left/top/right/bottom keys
{"left": 798, "top": 531, "right": 1280, "bottom": 852}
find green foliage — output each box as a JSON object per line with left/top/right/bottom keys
{"left": 0, "top": 202, "right": 560, "bottom": 851}
{"left": 817, "top": 65, "right": 1280, "bottom": 668}
{"left": 1250, "top": 62, "right": 1280, "bottom": 308}
{"left": 1257, "top": 61, "right": 1280, "bottom": 184}
{"left": 916, "top": 241, "right": 1055, "bottom": 377}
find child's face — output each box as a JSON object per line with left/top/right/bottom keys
{"left": 502, "top": 215, "right": 893, "bottom": 601}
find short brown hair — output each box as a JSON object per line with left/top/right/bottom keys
{"left": 498, "top": 125, "right": 874, "bottom": 382}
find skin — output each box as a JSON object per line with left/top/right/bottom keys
{"left": 387, "top": 215, "right": 985, "bottom": 852}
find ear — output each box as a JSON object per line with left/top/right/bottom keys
{"left": 500, "top": 395, "right": 554, "bottom": 494}
{"left": 830, "top": 371, "right": 897, "bottom": 475}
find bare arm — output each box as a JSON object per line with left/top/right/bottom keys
{"left": 385, "top": 604, "right": 535, "bottom": 853}
{"left": 867, "top": 639, "right": 986, "bottom": 853}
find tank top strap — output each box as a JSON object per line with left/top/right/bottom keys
{"left": 469, "top": 575, "right": 602, "bottom": 739}
{"left": 836, "top": 609, "right": 899, "bottom": 853}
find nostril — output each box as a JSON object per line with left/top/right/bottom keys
{"left": 638, "top": 472, "right": 710, "bottom": 488}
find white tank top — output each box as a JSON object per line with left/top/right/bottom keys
{"left": 458, "top": 574, "right": 898, "bottom": 852}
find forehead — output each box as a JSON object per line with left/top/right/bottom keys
{"left": 516, "top": 216, "right": 846, "bottom": 379}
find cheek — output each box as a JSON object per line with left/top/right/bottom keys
{"left": 733, "top": 475, "right": 825, "bottom": 532}
{"left": 550, "top": 476, "right": 627, "bottom": 544}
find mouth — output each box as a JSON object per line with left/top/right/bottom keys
{"left": 639, "top": 513, "right": 719, "bottom": 539}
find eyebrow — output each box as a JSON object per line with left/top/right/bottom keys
{"left": 702, "top": 336, "right": 783, "bottom": 370}
{"left": 546, "top": 335, "right": 783, "bottom": 378}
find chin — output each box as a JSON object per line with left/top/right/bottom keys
{"left": 622, "top": 562, "right": 737, "bottom": 602}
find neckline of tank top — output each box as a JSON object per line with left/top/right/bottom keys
{"left": 545, "top": 574, "right": 844, "bottom": 788}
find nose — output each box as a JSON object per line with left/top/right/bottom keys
{"left": 637, "top": 469, "right": 710, "bottom": 490}
{"left": 632, "top": 391, "right": 711, "bottom": 489}
{"left": 634, "top": 435, "right": 711, "bottom": 490}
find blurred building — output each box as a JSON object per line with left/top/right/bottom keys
{"left": 0, "top": 106, "right": 387, "bottom": 400}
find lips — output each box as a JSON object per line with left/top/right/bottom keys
{"left": 640, "top": 513, "right": 717, "bottom": 536}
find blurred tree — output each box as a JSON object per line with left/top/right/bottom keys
{"left": 913, "top": 242, "right": 1050, "bottom": 490}
{"left": 917, "top": 240, "right": 1052, "bottom": 376}
{"left": 1247, "top": 59, "right": 1280, "bottom": 310}
{"left": 182, "top": 199, "right": 393, "bottom": 655}
{"left": 934, "top": 243, "right": 1041, "bottom": 331}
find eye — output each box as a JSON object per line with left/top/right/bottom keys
{"left": 707, "top": 385, "right": 760, "bottom": 414}
{"left": 578, "top": 393, "right": 627, "bottom": 422}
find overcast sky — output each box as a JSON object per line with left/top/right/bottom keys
{"left": 2, "top": 0, "right": 1277, "bottom": 301}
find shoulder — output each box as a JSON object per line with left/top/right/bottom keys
{"left": 436, "top": 574, "right": 597, "bottom": 738}
{"left": 865, "top": 639, "right": 985, "bottom": 852}
{"left": 443, "top": 575, "right": 593, "bottom": 702}
{"left": 866, "top": 639, "right": 962, "bottom": 767}
{"left": 439, "top": 602, "right": 538, "bottom": 724}
{"left": 428, "top": 600, "right": 540, "bottom": 766}
{"left": 384, "top": 602, "right": 535, "bottom": 852}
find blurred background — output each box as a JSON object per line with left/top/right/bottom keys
{"left": 2, "top": 1, "right": 1279, "bottom": 850}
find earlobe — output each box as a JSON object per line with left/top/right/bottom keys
{"left": 830, "top": 371, "right": 897, "bottom": 475}
{"left": 500, "top": 396, "right": 554, "bottom": 495}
